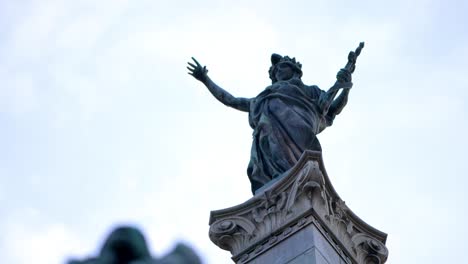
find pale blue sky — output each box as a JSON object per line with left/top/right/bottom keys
{"left": 1, "top": 0, "right": 467, "bottom": 263}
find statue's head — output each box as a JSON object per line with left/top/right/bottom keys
{"left": 269, "top": 53, "right": 303, "bottom": 83}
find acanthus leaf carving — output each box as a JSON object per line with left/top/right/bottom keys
{"left": 252, "top": 191, "right": 287, "bottom": 223}
{"left": 285, "top": 160, "right": 326, "bottom": 214}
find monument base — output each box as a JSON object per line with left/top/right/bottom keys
{"left": 208, "top": 151, "right": 388, "bottom": 264}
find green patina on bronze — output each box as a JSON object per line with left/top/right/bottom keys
{"left": 188, "top": 43, "right": 364, "bottom": 194}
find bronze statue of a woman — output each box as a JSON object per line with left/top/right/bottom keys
{"left": 188, "top": 43, "right": 364, "bottom": 194}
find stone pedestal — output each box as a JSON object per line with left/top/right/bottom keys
{"left": 208, "top": 151, "right": 388, "bottom": 264}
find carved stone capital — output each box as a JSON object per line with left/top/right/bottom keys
{"left": 208, "top": 151, "right": 388, "bottom": 263}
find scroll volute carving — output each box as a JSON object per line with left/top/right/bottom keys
{"left": 352, "top": 233, "right": 389, "bottom": 264}
{"left": 209, "top": 216, "right": 256, "bottom": 254}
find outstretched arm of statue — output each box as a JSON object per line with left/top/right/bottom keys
{"left": 187, "top": 57, "right": 251, "bottom": 112}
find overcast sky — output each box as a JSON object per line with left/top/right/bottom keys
{"left": 1, "top": 0, "right": 467, "bottom": 263}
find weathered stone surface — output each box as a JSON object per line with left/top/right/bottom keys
{"left": 245, "top": 223, "right": 348, "bottom": 264}
{"left": 208, "top": 151, "right": 388, "bottom": 264}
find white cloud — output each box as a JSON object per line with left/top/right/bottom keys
{"left": 3, "top": 1, "right": 67, "bottom": 61}
{"left": 0, "top": 67, "right": 37, "bottom": 114}
{"left": 0, "top": 209, "right": 87, "bottom": 264}
{"left": 1, "top": 1, "right": 468, "bottom": 264}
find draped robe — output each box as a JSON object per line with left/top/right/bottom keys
{"left": 247, "top": 78, "right": 332, "bottom": 194}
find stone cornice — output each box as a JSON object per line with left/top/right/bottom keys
{"left": 209, "top": 150, "right": 388, "bottom": 263}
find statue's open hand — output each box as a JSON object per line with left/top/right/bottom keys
{"left": 336, "top": 68, "right": 352, "bottom": 83}
{"left": 187, "top": 57, "right": 208, "bottom": 83}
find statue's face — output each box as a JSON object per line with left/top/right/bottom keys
{"left": 275, "top": 62, "right": 295, "bottom": 81}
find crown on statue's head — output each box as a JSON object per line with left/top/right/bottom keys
{"left": 269, "top": 53, "right": 303, "bottom": 83}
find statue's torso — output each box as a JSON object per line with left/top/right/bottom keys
{"left": 248, "top": 79, "right": 327, "bottom": 134}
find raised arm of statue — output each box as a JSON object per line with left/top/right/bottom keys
{"left": 327, "top": 87, "right": 351, "bottom": 120}
{"left": 318, "top": 68, "right": 353, "bottom": 117}
{"left": 319, "top": 42, "right": 364, "bottom": 118}
{"left": 187, "top": 57, "right": 251, "bottom": 112}
{"left": 327, "top": 68, "right": 352, "bottom": 118}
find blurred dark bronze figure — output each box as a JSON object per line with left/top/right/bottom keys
{"left": 67, "top": 226, "right": 201, "bottom": 264}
